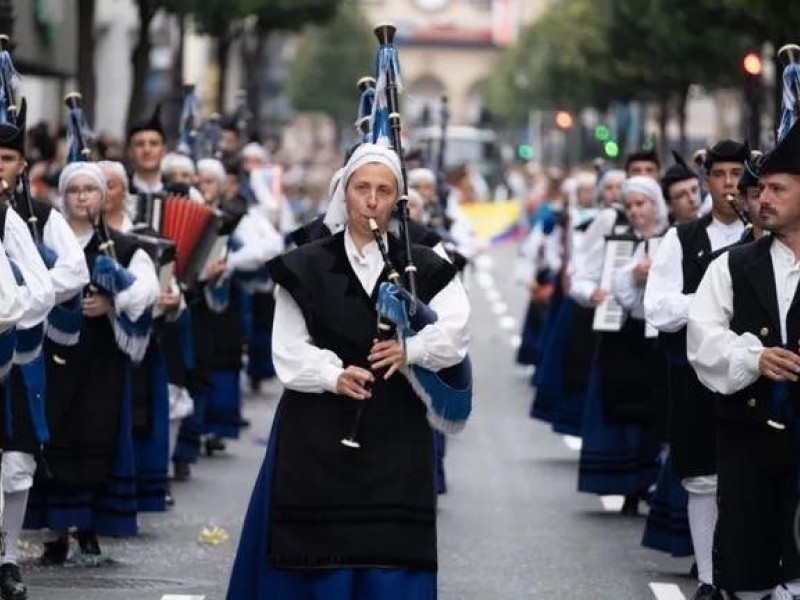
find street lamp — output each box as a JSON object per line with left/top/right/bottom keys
{"left": 742, "top": 51, "right": 763, "bottom": 147}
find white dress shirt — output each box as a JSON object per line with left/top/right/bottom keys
{"left": 3, "top": 207, "right": 55, "bottom": 330}
{"left": 645, "top": 218, "right": 745, "bottom": 333}
{"left": 0, "top": 242, "right": 23, "bottom": 334}
{"left": 131, "top": 174, "right": 164, "bottom": 195}
{"left": 272, "top": 227, "right": 471, "bottom": 394}
{"left": 43, "top": 208, "right": 90, "bottom": 305}
{"left": 225, "top": 208, "right": 283, "bottom": 279}
{"left": 612, "top": 241, "right": 648, "bottom": 320}
{"left": 686, "top": 239, "right": 798, "bottom": 395}
{"left": 570, "top": 208, "right": 620, "bottom": 307}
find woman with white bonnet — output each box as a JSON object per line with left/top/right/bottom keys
{"left": 98, "top": 160, "right": 134, "bottom": 232}
{"left": 576, "top": 176, "right": 668, "bottom": 516}
{"left": 161, "top": 152, "right": 196, "bottom": 187}
{"left": 227, "top": 142, "right": 470, "bottom": 599}
{"left": 26, "top": 161, "right": 160, "bottom": 563}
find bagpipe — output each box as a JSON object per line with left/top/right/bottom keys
{"left": 341, "top": 23, "right": 472, "bottom": 449}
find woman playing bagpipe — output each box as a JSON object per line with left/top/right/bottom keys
{"left": 25, "top": 150, "right": 160, "bottom": 564}
{"left": 531, "top": 169, "right": 626, "bottom": 438}
{"left": 575, "top": 176, "right": 669, "bottom": 516}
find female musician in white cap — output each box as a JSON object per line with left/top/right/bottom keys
{"left": 575, "top": 176, "right": 669, "bottom": 515}
{"left": 227, "top": 142, "right": 470, "bottom": 599}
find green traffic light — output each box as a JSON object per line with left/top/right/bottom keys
{"left": 518, "top": 144, "right": 534, "bottom": 160}
{"left": 594, "top": 125, "right": 610, "bottom": 141}
{"left": 604, "top": 141, "right": 619, "bottom": 158}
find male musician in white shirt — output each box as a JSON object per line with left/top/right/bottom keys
{"left": 687, "top": 124, "right": 800, "bottom": 599}
{"left": 127, "top": 106, "right": 167, "bottom": 195}
{"left": 644, "top": 140, "right": 748, "bottom": 600}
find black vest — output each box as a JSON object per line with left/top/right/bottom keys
{"left": 721, "top": 236, "right": 800, "bottom": 426}
{"left": 265, "top": 231, "right": 456, "bottom": 570}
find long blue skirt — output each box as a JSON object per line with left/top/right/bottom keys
{"left": 641, "top": 451, "right": 693, "bottom": 557}
{"left": 26, "top": 368, "right": 138, "bottom": 537}
{"left": 577, "top": 361, "right": 660, "bottom": 496}
{"left": 528, "top": 295, "right": 563, "bottom": 420}
{"left": 516, "top": 300, "right": 545, "bottom": 366}
{"left": 226, "top": 403, "right": 437, "bottom": 600}
{"left": 205, "top": 369, "right": 242, "bottom": 439}
{"left": 173, "top": 387, "right": 208, "bottom": 463}
{"left": 246, "top": 291, "right": 276, "bottom": 384}
{"left": 133, "top": 343, "right": 169, "bottom": 512}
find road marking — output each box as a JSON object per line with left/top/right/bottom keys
{"left": 492, "top": 301, "right": 508, "bottom": 315}
{"left": 510, "top": 334, "right": 521, "bottom": 349}
{"left": 499, "top": 315, "right": 516, "bottom": 330}
{"left": 475, "top": 254, "right": 494, "bottom": 271}
{"left": 562, "top": 435, "right": 582, "bottom": 451}
{"left": 485, "top": 288, "right": 501, "bottom": 302}
{"left": 648, "top": 582, "right": 686, "bottom": 600}
{"left": 599, "top": 495, "right": 624, "bottom": 512}
{"left": 476, "top": 273, "right": 495, "bottom": 290}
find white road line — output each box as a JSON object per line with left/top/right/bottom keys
{"left": 485, "top": 288, "right": 501, "bottom": 302}
{"left": 510, "top": 334, "right": 521, "bottom": 349}
{"left": 475, "top": 254, "right": 494, "bottom": 271}
{"left": 491, "top": 301, "right": 508, "bottom": 315}
{"left": 562, "top": 435, "right": 582, "bottom": 451}
{"left": 599, "top": 495, "right": 624, "bottom": 512}
{"left": 476, "top": 273, "right": 495, "bottom": 290}
{"left": 648, "top": 582, "right": 687, "bottom": 600}
{"left": 499, "top": 315, "right": 516, "bottom": 330}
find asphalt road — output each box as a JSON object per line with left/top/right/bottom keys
{"left": 23, "top": 243, "right": 698, "bottom": 600}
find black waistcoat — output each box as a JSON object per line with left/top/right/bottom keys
{"left": 266, "top": 231, "right": 456, "bottom": 570}
{"left": 44, "top": 231, "right": 139, "bottom": 487}
{"left": 722, "top": 236, "right": 800, "bottom": 427}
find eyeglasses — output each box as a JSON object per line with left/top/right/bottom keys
{"left": 65, "top": 185, "right": 101, "bottom": 196}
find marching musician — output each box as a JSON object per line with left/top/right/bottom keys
{"left": 0, "top": 239, "right": 23, "bottom": 335}
{"left": 687, "top": 122, "right": 800, "bottom": 599}
{"left": 99, "top": 160, "right": 134, "bottom": 232}
{"left": 227, "top": 142, "right": 470, "bottom": 599}
{"left": 575, "top": 176, "right": 668, "bottom": 515}
{"left": 127, "top": 106, "right": 167, "bottom": 195}
{"left": 161, "top": 152, "right": 197, "bottom": 188}
{"left": 661, "top": 151, "right": 701, "bottom": 224}
{"left": 625, "top": 149, "right": 661, "bottom": 179}
{"left": 642, "top": 140, "right": 747, "bottom": 600}
{"left": 26, "top": 162, "right": 159, "bottom": 565}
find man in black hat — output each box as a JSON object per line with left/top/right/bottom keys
{"left": 644, "top": 140, "right": 749, "bottom": 600}
{"left": 736, "top": 151, "right": 766, "bottom": 243}
{"left": 662, "top": 150, "right": 700, "bottom": 224}
{"left": 625, "top": 148, "right": 660, "bottom": 179}
{"left": 688, "top": 124, "right": 800, "bottom": 598}
{"left": 127, "top": 105, "right": 167, "bottom": 195}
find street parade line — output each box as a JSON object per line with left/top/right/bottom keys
{"left": 648, "top": 582, "right": 687, "bottom": 600}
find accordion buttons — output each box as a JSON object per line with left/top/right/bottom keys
{"left": 759, "top": 327, "right": 769, "bottom": 338}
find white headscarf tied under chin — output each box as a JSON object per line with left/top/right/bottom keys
{"left": 323, "top": 143, "right": 404, "bottom": 234}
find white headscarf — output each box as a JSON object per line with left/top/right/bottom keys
{"left": 323, "top": 143, "right": 404, "bottom": 234}
{"left": 197, "top": 158, "right": 226, "bottom": 185}
{"left": 408, "top": 167, "right": 436, "bottom": 187}
{"left": 621, "top": 175, "right": 669, "bottom": 231}
{"left": 596, "top": 168, "right": 626, "bottom": 205}
{"left": 97, "top": 160, "right": 130, "bottom": 193}
{"left": 58, "top": 162, "right": 107, "bottom": 199}
{"left": 161, "top": 152, "right": 196, "bottom": 177}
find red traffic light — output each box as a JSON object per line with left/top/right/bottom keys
{"left": 743, "top": 52, "right": 762, "bottom": 76}
{"left": 555, "top": 111, "right": 574, "bottom": 130}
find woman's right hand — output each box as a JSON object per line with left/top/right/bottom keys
{"left": 336, "top": 366, "right": 374, "bottom": 401}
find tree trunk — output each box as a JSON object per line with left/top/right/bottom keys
{"left": 126, "top": 1, "right": 156, "bottom": 135}
{"left": 215, "top": 33, "right": 231, "bottom": 113}
{"left": 164, "top": 11, "right": 186, "bottom": 146}
{"left": 241, "top": 25, "right": 267, "bottom": 141}
{"left": 77, "top": 0, "right": 96, "bottom": 124}
{"left": 676, "top": 85, "right": 689, "bottom": 156}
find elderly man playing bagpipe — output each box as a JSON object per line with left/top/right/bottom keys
{"left": 227, "top": 137, "right": 471, "bottom": 599}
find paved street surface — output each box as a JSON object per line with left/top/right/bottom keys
{"left": 25, "top": 243, "right": 698, "bottom": 599}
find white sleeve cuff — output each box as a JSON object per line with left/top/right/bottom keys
{"left": 405, "top": 335, "right": 427, "bottom": 367}
{"left": 320, "top": 362, "right": 344, "bottom": 394}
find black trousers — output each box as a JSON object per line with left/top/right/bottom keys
{"left": 715, "top": 421, "right": 800, "bottom": 591}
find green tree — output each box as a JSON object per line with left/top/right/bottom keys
{"left": 285, "top": 4, "right": 375, "bottom": 137}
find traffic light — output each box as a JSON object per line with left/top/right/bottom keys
{"left": 742, "top": 52, "right": 763, "bottom": 77}
{"left": 594, "top": 124, "right": 610, "bottom": 141}
{"left": 604, "top": 141, "right": 619, "bottom": 158}
{"left": 555, "top": 111, "right": 574, "bottom": 130}
{"left": 517, "top": 144, "right": 534, "bottom": 160}
{"left": 742, "top": 50, "right": 763, "bottom": 147}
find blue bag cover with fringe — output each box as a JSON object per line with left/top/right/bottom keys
{"left": 0, "top": 328, "right": 14, "bottom": 381}
{"left": 376, "top": 281, "right": 472, "bottom": 434}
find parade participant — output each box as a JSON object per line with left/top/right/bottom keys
{"left": 736, "top": 151, "right": 766, "bottom": 243}
{"left": 227, "top": 142, "right": 470, "bottom": 599}
{"left": 99, "top": 160, "right": 133, "bottom": 232}
{"left": 575, "top": 176, "right": 668, "bottom": 515}
{"left": 687, "top": 122, "right": 800, "bottom": 599}
{"left": 0, "top": 240, "right": 23, "bottom": 335}
{"left": 643, "top": 139, "right": 748, "bottom": 600}
{"left": 625, "top": 149, "right": 660, "bottom": 179}
{"left": 25, "top": 162, "right": 159, "bottom": 565}
{"left": 662, "top": 151, "right": 701, "bottom": 224}
{"left": 127, "top": 106, "right": 166, "bottom": 194}
{"left": 161, "top": 152, "right": 196, "bottom": 187}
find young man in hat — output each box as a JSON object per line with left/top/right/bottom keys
{"left": 643, "top": 141, "right": 749, "bottom": 600}
{"left": 687, "top": 125, "right": 800, "bottom": 599}
{"left": 127, "top": 106, "right": 167, "bottom": 195}
{"left": 626, "top": 149, "right": 661, "bottom": 179}
{"left": 662, "top": 151, "right": 701, "bottom": 224}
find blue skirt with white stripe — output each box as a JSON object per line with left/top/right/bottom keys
{"left": 226, "top": 403, "right": 437, "bottom": 599}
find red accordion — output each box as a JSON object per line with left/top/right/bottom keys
{"left": 134, "top": 193, "right": 221, "bottom": 286}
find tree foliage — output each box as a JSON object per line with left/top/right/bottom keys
{"left": 284, "top": 4, "right": 375, "bottom": 133}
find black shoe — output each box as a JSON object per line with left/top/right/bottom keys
{"left": 172, "top": 460, "right": 191, "bottom": 482}
{"left": 0, "top": 563, "right": 26, "bottom": 600}
{"left": 689, "top": 562, "right": 698, "bottom": 579}
{"left": 238, "top": 417, "right": 251, "bottom": 429}
{"left": 76, "top": 530, "right": 101, "bottom": 556}
{"left": 205, "top": 437, "right": 226, "bottom": 456}
{"left": 620, "top": 494, "right": 639, "bottom": 516}
{"left": 39, "top": 536, "right": 69, "bottom": 566}
{"left": 690, "top": 584, "right": 723, "bottom": 600}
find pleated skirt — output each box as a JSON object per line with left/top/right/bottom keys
{"left": 641, "top": 450, "right": 693, "bottom": 557}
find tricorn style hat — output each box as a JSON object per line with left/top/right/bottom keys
{"left": 704, "top": 139, "right": 749, "bottom": 169}
{"left": 738, "top": 151, "right": 764, "bottom": 190}
{"left": 0, "top": 96, "right": 26, "bottom": 155}
{"left": 127, "top": 104, "right": 165, "bottom": 142}
{"left": 625, "top": 149, "right": 660, "bottom": 171}
{"left": 759, "top": 121, "right": 800, "bottom": 177}
{"left": 661, "top": 150, "right": 697, "bottom": 200}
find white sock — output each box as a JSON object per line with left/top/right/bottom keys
{"left": 686, "top": 490, "right": 717, "bottom": 585}
{"left": 1, "top": 489, "right": 29, "bottom": 565}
